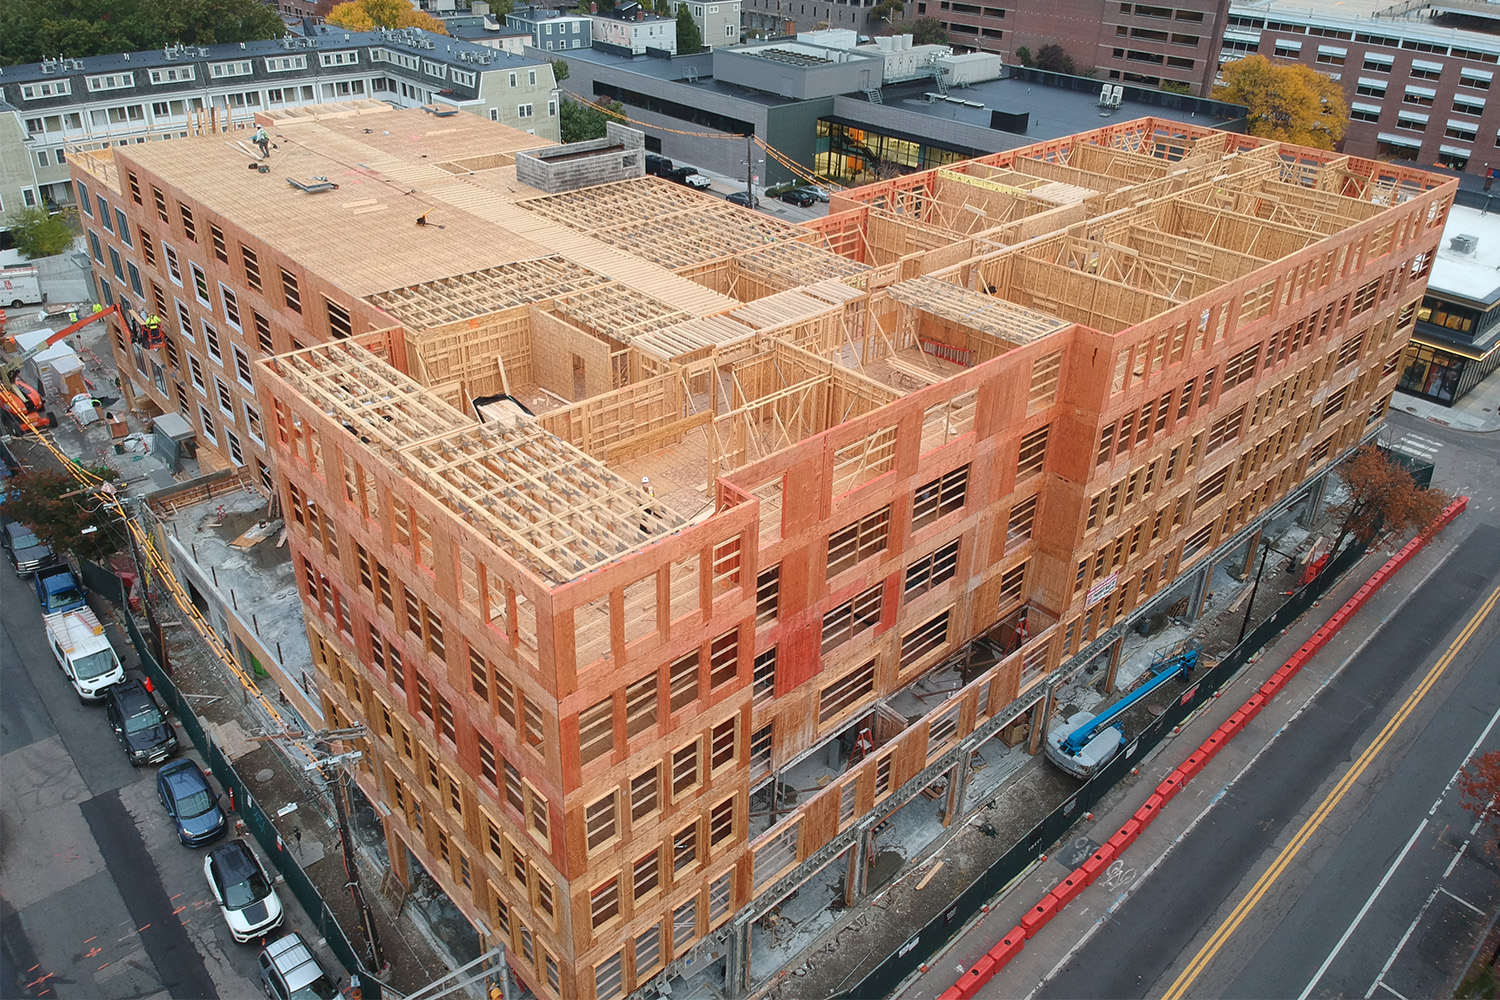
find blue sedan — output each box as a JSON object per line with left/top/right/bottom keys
{"left": 156, "top": 759, "right": 227, "bottom": 847}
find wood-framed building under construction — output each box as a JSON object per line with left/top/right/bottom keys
{"left": 77, "top": 102, "right": 1455, "bottom": 1000}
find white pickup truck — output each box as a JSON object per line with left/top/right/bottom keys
{"left": 45, "top": 606, "right": 125, "bottom": 701}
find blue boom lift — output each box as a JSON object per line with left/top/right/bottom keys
{"left": 1045, "top": 640, "right": 1201, "bottom": 779}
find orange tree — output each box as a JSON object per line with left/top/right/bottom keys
{"left": 323, "top": 0, "right": 449, "bottom": 34}
{"left": 1459, "top": 750, "right": 1500, "bottom": 848}
{"left": 1214, "top": 55, "right": 1347, "bottom": 149}
{"left": 1327, "top": 444, "right": 1450, "bottom": 554}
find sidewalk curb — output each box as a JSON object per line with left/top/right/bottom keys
{"left": 926, "top": 496, "right": 1472, "bottom": 1000}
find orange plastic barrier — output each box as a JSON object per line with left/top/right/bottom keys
{"left": 986, "top": 927, "right": 1026, "bottom": 968}
{"left": 955, "top": 955, "right": 997, "bottom": 998}
{"left": 1156, "top": 770, "right": 1187, "bottom": 804}
{"left": 1021, "top": 893, "right": 1063, "bottom": 938}
{"left": 1055, "top": 872, "right": 1087, "bottom": 905}
{"left": 932, "top": 497, "right": 1472, "bottom": 1000}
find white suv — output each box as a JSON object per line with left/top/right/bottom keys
{"left": 205, "top": 839, "right": 285, "bottom": 943}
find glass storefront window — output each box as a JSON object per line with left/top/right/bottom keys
{"left": 1399, "top": 342, "right": 1466, "bottom": 403}
{"left": 814, "top": 120, "right": 968, "bottom": 186}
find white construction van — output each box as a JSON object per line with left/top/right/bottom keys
{"left": 0, "top": 265, "right": 44, "bottom": 309}
{"left": 45, "top": 606, "right": 125, "bottom": 701}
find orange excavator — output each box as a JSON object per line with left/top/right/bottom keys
{"left": 0, "top": 303, "right": 125, "bottom": 433}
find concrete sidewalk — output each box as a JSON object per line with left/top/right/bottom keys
{"left": 892, "top": 514, "right": 1472, "bottom": 1000}
{"left": 1393, "top": 369, "right": 1500, "bottom": 432}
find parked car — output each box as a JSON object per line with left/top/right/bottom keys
{"left": 668, "top": 166, "right": 713, "bottom": 189}
{"left": 800, "top": 184, "right": 832, "bottom": 202}
{"left": 779, "top": 187, "right": 817, "bottom": 207}
{"left": 645, "top": 153, "right": 675, "bottom": 176}
{"left": 104, "top": 678, "right": 179, "bottom": 765}
{"left": 156, "top": 758, "right": 227, "bottom": 847}
{"left": 258, "top": 932, "right": 341, "bottom": 1000}
{"left": 35, "top": 563, "right": 86, "bottom": 613}
{"left": 726, "top": 191, "right": 760, "bottom": 208}
{"left": 205, "top": 839, "right": 285, "bottom": 943}
{"left": 2, "top": 520, "right": 56, "bottom": 577}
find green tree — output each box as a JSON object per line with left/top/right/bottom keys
{"left": 1161, "top": 80, "right": 1191, "bottom": 94}
{"left": 0, "top": 0, "right": 284, "bottom": 65}
{"left": 868, "top": 0, "right": 903, "bottom": 26}
{"left": 1014, "top": 45, "right": 1032, "bottom": 67}
{"left": 0, "top": 468, "right": 124, "bottom": 565}
{"left": 908, "top": 17, "right": 949, "bottom": 45}
{"left": 325, "top": 0, "right": 450, "bottom": 33}
{"left": 9, "top": 207, "right": 77, "bottom": 259}
{"left": 1214, "top": 54, "right": 1347, "bottom": 150}
{"left": 550, "top": 57, "right": 570, "bottom": 81}
{"left": 559, "top": 97, "right": 623, "bottom": 143}
{"left": 675, "top": 5, "right": 702, "bottom": 53}
{"left": 1034, "top": 43, "right": 1075, "bottom": 74}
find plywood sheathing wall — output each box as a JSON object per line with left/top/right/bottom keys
{"left": 530, "top": 306, "right": 613, "bottom": 402}
{"left": 404, "top": 305, "right": 534, "bottom": 396}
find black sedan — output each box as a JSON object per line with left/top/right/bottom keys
{"left": 105, "top": 679, "right": 179, "bottom": 765}
{"left": 778, "top": 188, "right": 817, "bottom": 206}
{"left": 726, "top": 191, "right": 760, "bottom": 208}
{"left": 156, "top": 758, "right": 227, "bottom": 847}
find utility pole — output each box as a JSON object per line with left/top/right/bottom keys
{"left": 1237, "top": 540, "right": 1287, "bottom": 646}
{"left": 745, "top": 134, "right": 755, "bottom": 204}
{"left": 329, "top": 763, "right": 385, "bottom": 975}
{"left": 264, "top": 725, "right": 385, "bottom": 974}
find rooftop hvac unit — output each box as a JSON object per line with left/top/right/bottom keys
{"left": 1110, "top": 84, "right": 1124, "bottom": 106}
{"left": 1451, "top": 233, "right": 1479, "bottom": 254}
{"left": 1099, "top": 83, "right": 1112, "bottom": 106}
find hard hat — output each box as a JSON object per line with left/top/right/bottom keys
{"left": 641, "top": 476, "right": 650, "bottom": 484}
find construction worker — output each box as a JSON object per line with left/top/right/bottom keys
{"left": 639, "top": 476, "right": 656, "bottom": 532}
{"left": 144, "top": 312, "right": 163, "bottom": 348}
{"left": 90, "top": 302, "right": 102, "bottom": 314}
{"left": 253, "top": 126, "right": 270, "bottom": 158}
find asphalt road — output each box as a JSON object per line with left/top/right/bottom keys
{"left": 0, "top": 561, "right": 269, "bottom": 999}
{"left": 1036, "top": 512, "right": 1500, "bottom": 998}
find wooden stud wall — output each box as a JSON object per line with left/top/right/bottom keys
{"left": 227, "top": 115, "right": 1461, "bottom": 1000}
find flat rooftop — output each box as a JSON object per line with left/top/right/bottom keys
{"left": 876, "top": 76, "right": 1243, "bottom": 140}
{"left": 1429, "top": 202, "right": 1500, "bottom": 306}
{"left": 1230, "top": 0, "right": 1500, "bottom": 44}
{"left": 0, "top": 23, "right": 543, "bottom": 86}
{"left": 97, "top": 104, "right": 557, "bottom": 297}
{"left": 555, "top": 45, "right": 1244, "bottom": 132}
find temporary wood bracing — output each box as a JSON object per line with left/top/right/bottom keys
{"left": 268, "top": 341, "right": 683, "bottom": 583}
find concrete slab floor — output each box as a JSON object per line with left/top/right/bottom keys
{"left": 152, "top": 488, "right": 313, "bottom": 706}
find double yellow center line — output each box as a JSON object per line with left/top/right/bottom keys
{"left": 1161, "top": 584, "right": 1500, "bottom": 1000}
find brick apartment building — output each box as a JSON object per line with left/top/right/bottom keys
{"left": 1222, "top": 0, "right": 1500, "bottom": 176}
{"left": 738, "top": 0, "right": 1229, "bottom": 93}
{"left": 74, "top": 105, "right": 1451, "bottom": 999}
